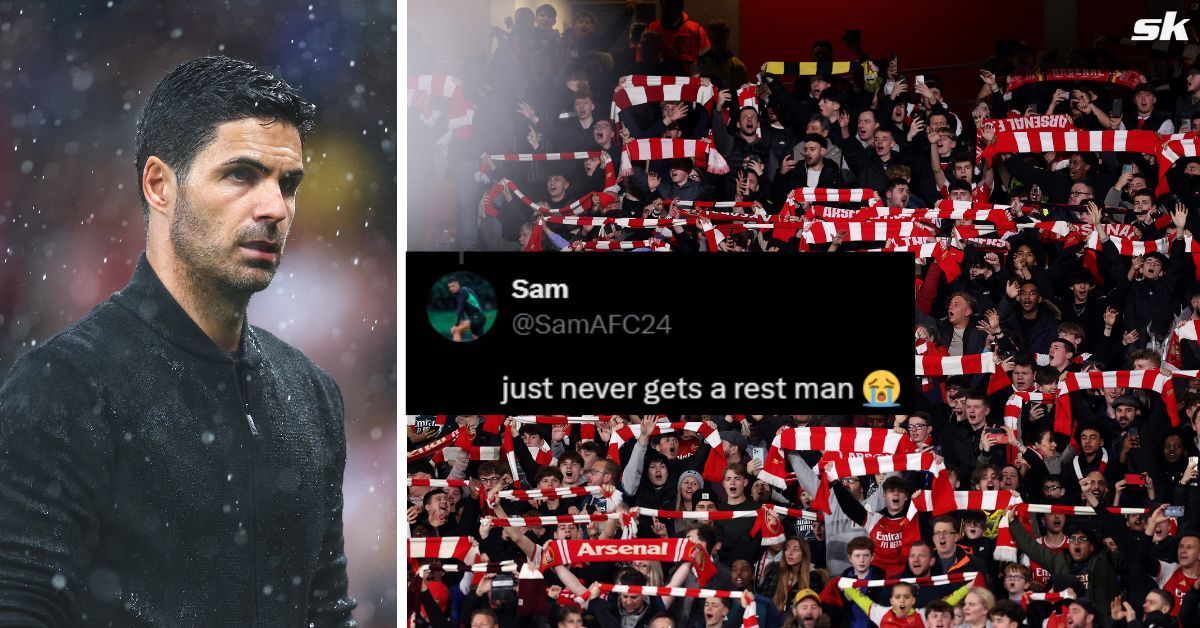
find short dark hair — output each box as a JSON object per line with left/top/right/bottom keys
{"left": 1034, "top": 365, "right": 1060, "bottom": 386}
{"left": 1148, "top": 588, "right": 1176, "bottom": 613}
{"left": 691, "top": 524, "right": 719, "bottom": 553}
{"left": 533, "top": 467, "right": 564, "bottom": 484}
{"left": 881, "top": 475, "right": 911, "bottom": 495}
{"left": 926, "top": 600, "right": 954, "bottom": 616}
{"left": 558, "top": 606, "right": 583, "bottom": 623}
{"left": 885, "top": 177, "right": 909, "bottom": 195}
{"left": 535, "top": 3, "right": 556, "bottom": 18}
{"left": 558, "top": 450, "right": 584, "bottom": 467}
{"left": 990, "top": 600, "right": 1025, "bottom": 623}
{"left": 135, "top": 56, "right": 315, "bottom": 219}
{"left": 803, "top": 133, "right": 827, "bottom": 146}
{"left": 948, "top": 180, "right": 973, "bottom": 195}
{"left": 1133, "top": 189, "right": 1156, "bottom": 203}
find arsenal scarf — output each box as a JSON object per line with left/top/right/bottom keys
{"left": 610, "top": 75, "right": 715, "bottom": 123}
{"left": 1021, "top": 590, "right": 1074, "bottom": 608}
{"left": 540, "top": 538, "right": 718, "bottom": 585}
{"left": 408, "top": 74, "right": 474, "bottom": 143}
{"left": 759, "top": 427, "right": 904, "bottom": 489}
{"left": 406, "top": 478, "right": 471, "bottom": 488}
{"left": 979, "top": 130, "right": 1163, "bottom": 173}
{"left": 916, "top": 352, "right": 1013, "bottom": 396}
{"left": 619, "top": 138, "right": 731, "bottom": 177}
{"left": 628, "top": 505, "right": 816, "bottom": 546}
{"left": 1019, "top": 504, "right": 1151, "bottom": 515}
{"left": 810, "top": 453, "right": 954, "bottom": 515}
{"left": 489, "top": 513, "right": 620, "bottom": 527}
{"left": 1003, "top": 392, "right": 1056, "bottom": 463}
{"left": 498, "top": 486, "right": 610, "bottom": 501}
{"left": 836, "top": 571, "right": 982, "bottom": 589}
{"left": 1055, "top": 370, "right": 1180, "bottom": 438}
{"left": 607, "top": 421, "right": 727, "bottom": 482}
{"left": 803, "top": 220, "right": 935, "bottom": 244}
{"left": 408, "top": 536, "right": 479, "bottom": 565}
{"left": 908, "top": 490, "right": 1023, "bottom": 561}
{"left": 407, "top": 426, "right": 465, "bottom": 461}
{"left": 1168, "top": 320, "right": 1200, "bottom": 369}
{"left": 1004, "top": 69, "right": 1145, "bottom": 94}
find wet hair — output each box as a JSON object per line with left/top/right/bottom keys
{"left": 135, "top": 56, "right": 315, "bottom": 219}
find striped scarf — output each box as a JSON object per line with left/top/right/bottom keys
{"left": 836, "top": 571, "right": 982, "bottom": 589}
{"left": 908, "top": 490, "right": 1022, "bottom": 561}
{"left": 610, "top": 75, "right": 715, "bottom": 123}
{"left": 1004, "top": 69, "right": 1145, "bottom": 94}
{"left": 607, "top": 422, "right": 728, "bottom": 482}
{"left": 760, "top": 427, "right": 904, "bottom": 489}
{"left": 810, "top": 453, "right": 954, "bottom": 515}
{"left": 539, "top": 538, "right": 717, "bottom": 585}
{"left": 619, "top": 138, "right": 731, "bottom": 178}
{"left": 1054, "top": 370, "right": 1180, "bottom": 438}
{"left": 916, "top": 352, "right": 1013, "bottom": 396}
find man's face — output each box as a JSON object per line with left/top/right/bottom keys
{"left": 873, "top": 130, "right": 895, "bottom": 156}
{"left": 559, "top": 458, "right": 582, "bottom": 483}
{"left": 723, "top": 470, "right": 748, "bottom": 498}
{"left": 1079, "top": 429, "right": 1102, "bottom": 455}
{"left": 964, "top": 399, "right": 988, "bottom": 427}
{"left": 559, "top": 612, "right": 584, "bottom": 628}
{"left": 1133, "top": 194, "right": 1154, "bottom": 214}
{"left": 167, "top": 118, "right": 302, "bottom": 296}
{"left": 657, "top": 435, "right": 680, "bottom": 458}
{"left": 648, "top": 461, "right": 669, "bottom": 486}
{"left": 472, "top": 614, "right": 499, "bottom": 628}
{"left": 907, "top": 544, "right": 933, "bottom": 575}
{"left": 848, "top": 548, "right": 873, "bottom": 572}
{"left": 857, "top": 111, "right": 878, "bottom": 140}
{"left": 992, "top": 615, "right": 1019, "bottom": 628}
{"left": 1142, "top": 256, "right": 1164, "bottom": 280}
{"left": 933, "top": 130, "right": 955, "bottom": 155}
{"left": 537, "top": 474, "right": 561, "bottom": 490}
{"left": 810, "top": 79, "right": 830, "bottom": 98}
{"left": 795, "top": 600, "right": 823, "bottom": 628}
{"left": 448, "top": 281, "right": 460, "bottom": 294}
{"left": 884, "top": 487, "right": 907, "bottom": 513}
{"left": 802, "top": 141, "right": 823, "bottom": 167}
{"left": 594, "top": 121, "right": 614, "bottom": 146}
{"left": 620, "top": 593, "right": 645, "bottom": 614}
{"left": 1067, "top": 532, "right": 1094, "bottom": 561}
{"left": 818, "top": 98, "right": 839, "bottom": 118}
{"left": 1066, "top": 604, "right": 1093, "bottom": 628}
{"left": 547, "top": 175, "right": 569, "bottom": 199}
{"left": 703, "top": 598, "right": 728, "bottom": 627}
{"left": 1144, "top": 592, "right": 1170, "bottom": 616}
{"left": 1136, "top": 91, "right": 1155, "bottom": 114}
{"left": 1114, "top": 405, "right": 1138, "bottom": 429}
{"left": 535, "top": 9, "right": 555, "bottom": 29}
{"left": 886, "top": 183, "right": 909, "bottom": 208}
{"left": 738, "top": 109, "right": 759, "bottom": 135}
{"left": 1043, "top": 481, "right": 1066, "bottom": 502}
{"left": 573, "top": 15, "right": 595, "bottom": 37}
{"left": 1068, "top": 157, "right": 1089, "bottom": 182}
{"left": 1018, "top": 284, "right": 1041, "bottom": 314}
{"left": 574, "top": 97, "right": 594, "bottom": 119}
{"left": 976, "top": 467, "right": 999, "bottom": 491}
{"left": 731, "top": 560, "right": 753, "bottom": 589}
{"left": 926, "top": 611, "right": 953, "bottom": 628}
{"left": 1048, "top": 342, "right": 1073, "bottom": 369}
{"left": 953, "top": 161, "right": 974, "bottom": 183}
{"left": 669, "top": 168, "right": 688, "bottom": 185}
{"left": 425, "top": 493, "right": 449, "bottom": 519}
{"left": 1012, "top": 365, "right": 1034, "bottom": 390}
{"left": 947, "top": 295, "right": 972, "bottom": 326}
{"left": 1071, "top": 280, "right": 1091, "bottom": 302}
{"left": 962, "top": 519, "right": 985, "bottom": 538}
{"left": 1179, "top": 536, "right": 1200, "bottom": 568}
{"left": 932, "top": 522, "right": 958, "bottom": 556}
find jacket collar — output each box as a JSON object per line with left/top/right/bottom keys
{"left": 112, "top": 253, "right": 264, "bottom": 368}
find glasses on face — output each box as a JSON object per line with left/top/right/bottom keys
{"left": 479, "top": 476, "right": 501, "bottom": 484}
{"left": 1044, "top": 485, "right": 1063, "bottom": 492}
{"left": 907, "top": 423, "right": 930, "bottom": 430}
{"left": 1069, "top": 191, "right": 1092, "bottom": 198}
{"left": 1067, "top": 535, "right": 1091, "bottom": 544}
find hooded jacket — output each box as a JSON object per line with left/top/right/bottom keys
{"left": 0, "top": 255, "right": 355, "bottom": 627}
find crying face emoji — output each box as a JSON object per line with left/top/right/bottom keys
{"left": 863, "top": 370, "right": 900, "bottom": 408}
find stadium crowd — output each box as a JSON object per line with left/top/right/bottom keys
{"left": 409, "top": 2, "right": 1200, "bottom": 628}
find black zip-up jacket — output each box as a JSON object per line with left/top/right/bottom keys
{"left": 0, "top": 255, "right": 355, "bottom": 627}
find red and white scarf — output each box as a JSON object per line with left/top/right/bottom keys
{"left": 1018, "top": 504, "right": 1150, "bottom": 515}
{"left": 408, "top": 536, "right": 479, "bottom": 564}
{"left": 979, "top": 130, "right": 1162, "bottom": 166}
{"left": 415, "top": 560, "right": 518, "bottom": 578}
{"left": 1168, "top": 320, "right": 1200, "bottom": 369}
{"left": 1072, "top": 446, "right": 1109, "bottom": 478}
{"left": 580, "top": 239, "right": 671, "bottom": 251}
{"left": 610, "top": 76, "right": 715, "bottom": 122}
{"left": 803, "top": 220, "right": 934, "bottom": 244}
{"left": 407, "top": 427, "right": 466, "bottom": 461}
{"left": 1055, "top": 370, "right": 1180, "bottom": 437}
{"left": 916, "top": 352, "right": 1013, "bottom": 395}
{"left": 539, "top": 538, "right": 717, "bottom": 585}
{"left": 674, "top": 200, "right": 761, "bottom": 211}
{"left": 759, "top": 427, "right": 904, "bottom": 488}
{"left": 1003, "top": 392, "right": 1056, "bottom": 463}
{"left": 1085, "top": 231, "right": 1173, "bottom": 256}
{"left": 811, "top": 453, "right": 953, "bottom": 515}
{"left": 836, "top": 572, "right": 982, "bottom": 589}
{"left": 408, "top": 74, "right": 474, "bottom": 143}
{"left": 792, "top": 187, "right": 879, "bottom": 205}
{"left": 619, "top": 138, "right": 730, "bottom": 177}
{"left": 908, "top": 490, "right": 1023, "bottom": 561}
{"left": 1004, "top": 69, "right": 1145, "bottom": 94}
{"left": 607, "top": 421, "right": 728, "bottom": 482}
{"left": 488, "top": 513, "right": 620, "bottom": 527}
{"left": 975, "top": 114, "right": 1074, "bottom": 161}
{"left": 629, "top": 505, "right": 817, "bottom": 546}
{"left": 485, "top": 151, "right": 618, "bottom": 191}
{"left": 481, "top": 178, "right": 617, "bottom": 218}
{"left": 498, "top": 486, "right": 608, "bottom": 502}
{"left": 1021, "top": 590, "right": 1074, "bottom": 608}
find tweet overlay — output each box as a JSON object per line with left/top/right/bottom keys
{"left": 408, "top": 252, "right": 915, "bottom": 413}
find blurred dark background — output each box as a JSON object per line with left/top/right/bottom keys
{"left": 0, "top": 1, "right": 397, "bottom": 625}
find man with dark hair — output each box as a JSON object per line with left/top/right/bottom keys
{"left": 840, "top": 127, "right": 911, "bottom": 193}
{"left": 772, "top": 133, "right": 844, "bottom": 206}
{"left": 832, "top": 474, "right": 918, "bottom": 576}
{"left": 1123, "top": 84, "right": 1175, "bottom": 134}
{"left": 0, "top": 56, "right": 354, "bottom": 625}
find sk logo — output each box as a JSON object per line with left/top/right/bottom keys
{"left": 863, "top": 370, "right": 900, "bottom": 408}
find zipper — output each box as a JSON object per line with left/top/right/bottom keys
{"left": 235, "top": 358, "right": 260, "bottom": 625}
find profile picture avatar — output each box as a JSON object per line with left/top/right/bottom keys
{"left": 427, "top": 272, "right": 498, "bottom": 342}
